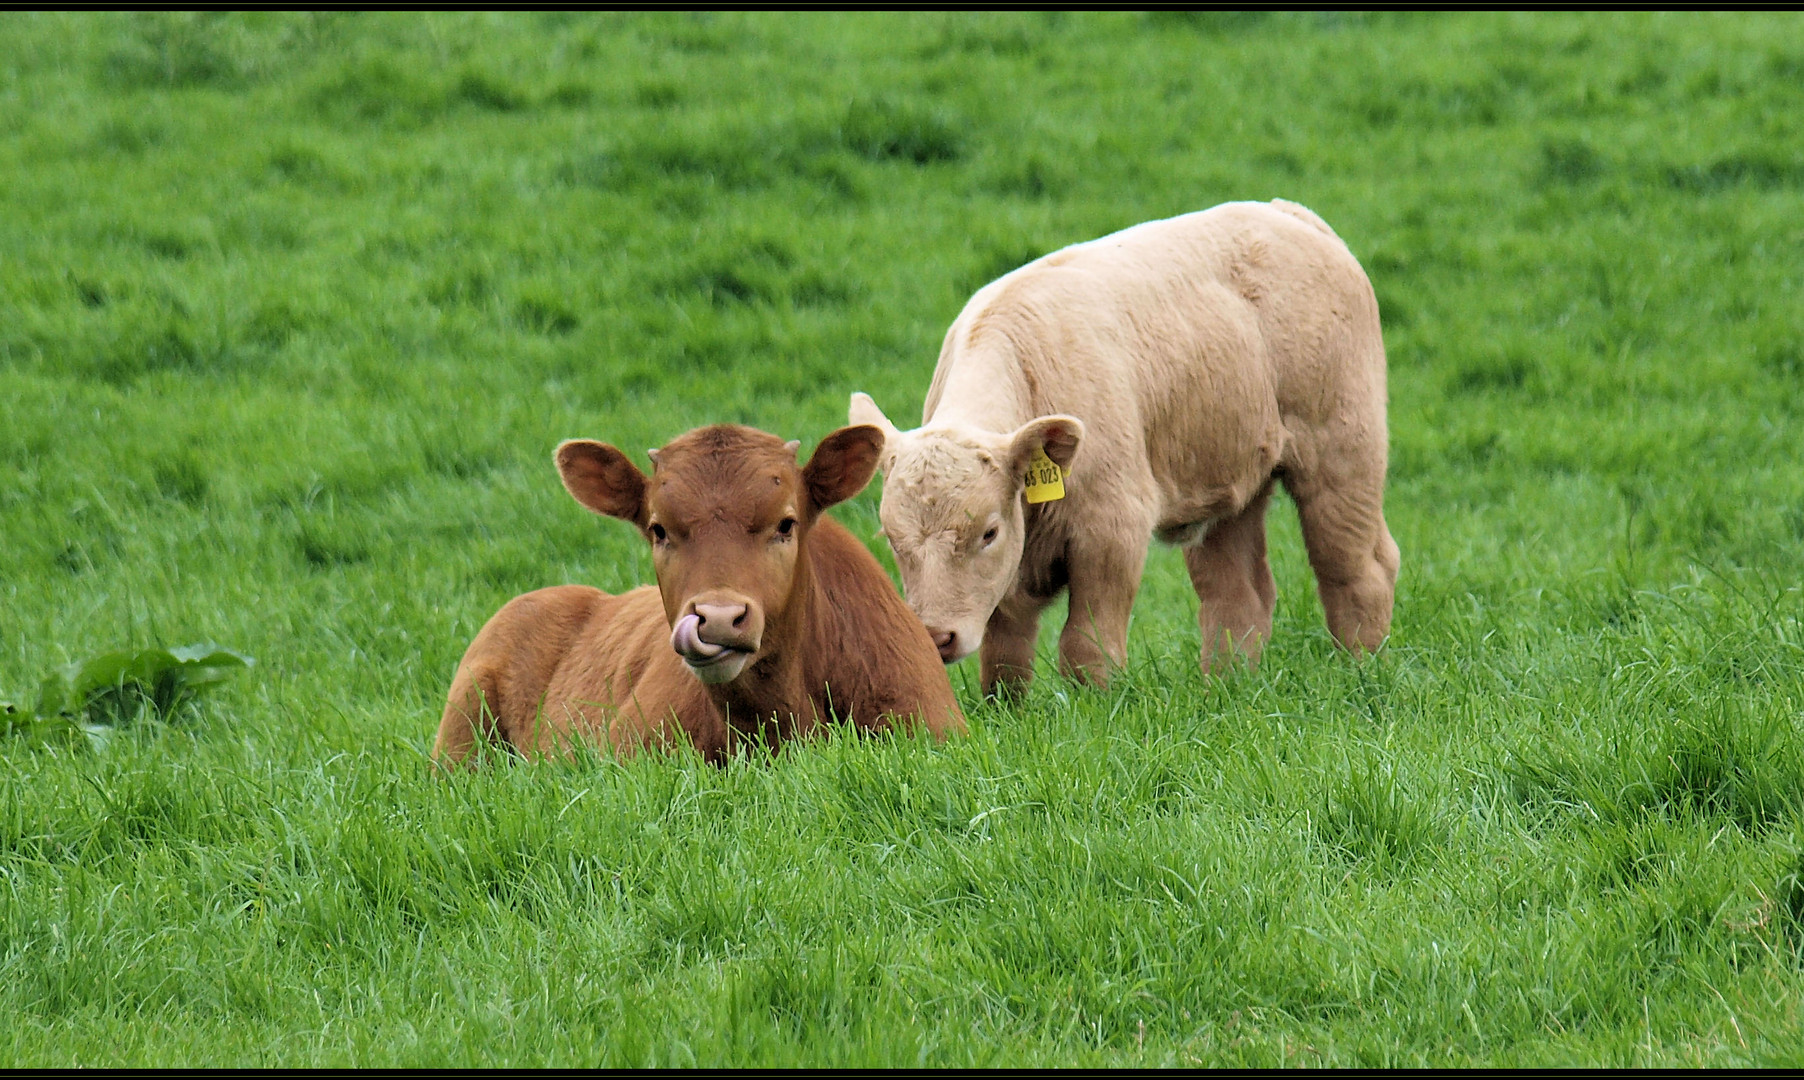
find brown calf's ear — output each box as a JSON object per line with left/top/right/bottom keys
{"left": 1007, "top": 414, "right": 1085, "bottom": 479}
{"left": 802, "top": 424, "right": 884, "bottom": 515}
{"left": 555, "top": 440, "right": 648, "bottom": 526}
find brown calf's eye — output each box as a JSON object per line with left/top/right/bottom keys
{"left": 650, "top": 523, "right": 667, "bottom": 542}
{"left": 776, "top": 518, "right": 796, "bottom": 537}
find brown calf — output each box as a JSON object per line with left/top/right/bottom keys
{"left": 433, "top": 423, "right": 964, "bottom": 767}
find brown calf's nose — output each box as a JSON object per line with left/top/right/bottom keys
{"left": 693, "top": 601, "right": 757, "bottom": 650}
{"left": 694, "top": 602, "right": 748, "bottom": 630}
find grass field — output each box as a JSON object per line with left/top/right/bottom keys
{"left": 3, "top": 11, "right": 1803, "bottom": 1066}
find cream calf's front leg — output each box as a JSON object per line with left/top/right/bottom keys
{"left": 1057, "top": 535, "right": 1145, "bottom": 690}
{"left": 980, "top": 591, "right": 1050, "bottom": 698}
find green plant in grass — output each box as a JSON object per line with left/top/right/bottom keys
{"left": 1, "top": 645, "right": 251, "bottom": 749}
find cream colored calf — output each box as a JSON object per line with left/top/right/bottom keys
{"left": 852, "top": 199, "right": 1398, "bottom": 693}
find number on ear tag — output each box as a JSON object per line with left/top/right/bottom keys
{"left": 1024, "top": 447, "right": 1068, "bottom": 504}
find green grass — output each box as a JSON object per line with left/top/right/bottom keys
{"left": 4, "top": 11, "right": 1804, "bottom": 1066}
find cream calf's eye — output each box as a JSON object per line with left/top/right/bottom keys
{"left": 981, "top": 525, "right": 999, "bottom": 548}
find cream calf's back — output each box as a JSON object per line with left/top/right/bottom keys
{"left": 931, "top": 199, "right": 1384, "bottom": 535}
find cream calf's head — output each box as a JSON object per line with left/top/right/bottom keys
{"left": 850, "top": 392, "right": 1082, "bottom": 665}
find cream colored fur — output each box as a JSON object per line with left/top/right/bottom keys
{"left": 851, "top": 199, "right": 1398, "bottom": 692}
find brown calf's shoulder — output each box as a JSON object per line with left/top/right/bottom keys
{"left": 803, "top": 518, "right": 965, "bottom": 738}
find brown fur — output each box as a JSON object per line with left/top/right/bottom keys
{"left": 433, "top": 424, "right": 964, "bottom": 768}
{"left": 852, "top": 200, "right": 1398, "bottom": 693}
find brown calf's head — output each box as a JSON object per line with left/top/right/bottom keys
{"left": 555, "top": 424, "right": 882, "bottom": 686}
{"left": 849, "top": 392, "right": 1083, "bottom": 664}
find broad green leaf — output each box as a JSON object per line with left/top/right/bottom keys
{"left": 65, "top": 648, "right": 176, "bottom": 702}
{"left": 167, "top": 645, "right": 253, "bottom": 668}
{"left": 166, "top": 647, "right": 254, "bottom": 693}
{"left": 2, "top": 699, "right": 36, "bottom": 737}
{"left": 35, "top": 670, "right": 72, "bottom": 718}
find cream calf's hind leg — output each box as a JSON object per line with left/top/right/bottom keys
{"left": 1184, "top": 479, "right": 1277, "bottom": 674}
{"left": 1290, "top": 480, "right": 1399, "bottom": 654}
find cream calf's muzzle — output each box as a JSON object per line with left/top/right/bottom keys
{"left": 926, "top": 625, "right": 981, "bottom": 665}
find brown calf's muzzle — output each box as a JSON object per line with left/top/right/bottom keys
{"left": 668, "top": 588, "right": 765, "bottom": 685}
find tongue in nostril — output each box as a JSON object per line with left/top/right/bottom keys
{"left": 671, "top": 613, "right": 726, "bottom": 661}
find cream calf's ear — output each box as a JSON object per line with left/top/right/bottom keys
{"left": 848, "top": 392, "right": 900, "bottom": 473}
{"left": 555, "top": 440, "right": 648, "bottom": 526}
{"left": 848, "top": 392, "right": 900, "bottom": 439}
{"left": 1006, "top": 415, "right": 1085, "bottom": 479}
{"left": 803, "top": 425, "right": 884, "bottom": 515}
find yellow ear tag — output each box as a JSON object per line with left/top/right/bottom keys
{"left": 1024, "top": 447, "right": 1069, "bottom": 504}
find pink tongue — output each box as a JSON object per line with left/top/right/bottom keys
{"left": 671, "top": 613, "right": 726, "bottom": 660}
